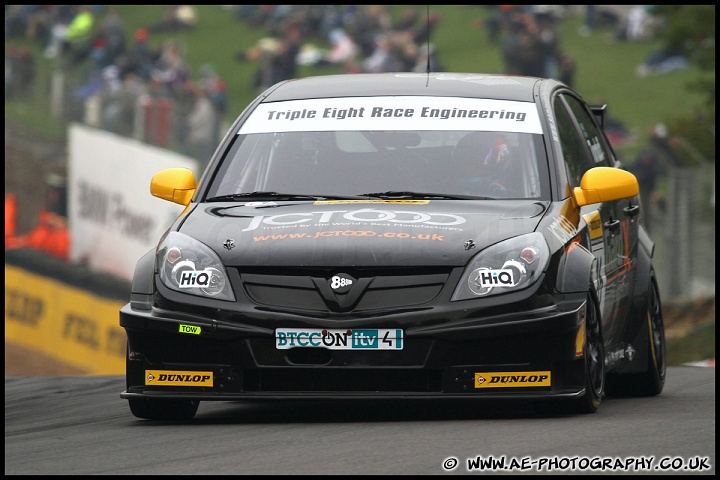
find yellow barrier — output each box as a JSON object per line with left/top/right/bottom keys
{"left": 5, "top": 264, "right": 126, "bottom": 374}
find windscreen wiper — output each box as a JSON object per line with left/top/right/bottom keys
{"left": 206, "top": 192, "right": 367, "bottom": 202}
{"left": 360, "top": 191, "right": 494, "bottom": 200}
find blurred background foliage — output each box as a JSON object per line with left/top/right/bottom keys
{"left": 648, "top": 5, "right": 715, "bottom": 166}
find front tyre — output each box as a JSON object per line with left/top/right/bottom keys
{"left": 128, "top": 397, "right": 199, "bottom": 421}
{"left": 124, "top": 342, "right": 200, "bottom": 420}
{"left": 606, "top": 273, "right": 666, "bottom": 397}
{"left": 574, "top": 288, "right": 605, "bottom": 414}
{"left": 642, "top": 275, "right": 667, "bottom": 395}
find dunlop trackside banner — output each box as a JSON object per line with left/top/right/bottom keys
{"left": 5, "top": 264, "right": 125, "bottom": 374}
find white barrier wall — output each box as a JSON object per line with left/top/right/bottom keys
{"left": 68, "top": 123, "right": 200, "bottom": 281}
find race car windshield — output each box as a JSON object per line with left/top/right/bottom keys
{"left": 207, "top": 94, "right": 550, "bottom": 200}
{"left": 208, "top": 129, "right": 550, "bottom": 201}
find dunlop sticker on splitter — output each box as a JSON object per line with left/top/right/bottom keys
{"left": 145, "top": 370, "right": 213, "bottom": 387}
{"left": 474, "top": 371, "right": 551, "bottom": 388}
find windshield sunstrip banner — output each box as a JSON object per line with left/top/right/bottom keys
{"left": 239, "top": 97, "right": 542, "bottom": 134}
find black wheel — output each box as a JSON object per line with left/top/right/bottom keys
{"left": 643, "top": 275, "right": 667, "bottom": 395}
{"left": 128, "top": 397, "right": 199, "bottom": 421}
{"left": 606, "top": 273, "right": 666, "bottom": 397}
{"left": 574, "top": 288, "right": 605, "bottom": 414}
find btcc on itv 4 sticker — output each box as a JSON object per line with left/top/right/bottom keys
{"left": 276, "top": 328, "right": 403, "bottom": 350}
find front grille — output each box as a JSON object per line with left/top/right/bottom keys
{"left": 239, "top": 267, "right": 451, "bottom": 312}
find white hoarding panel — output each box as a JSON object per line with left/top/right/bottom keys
{"left": 68, "top": 124, "right": 200, "bottom": 281}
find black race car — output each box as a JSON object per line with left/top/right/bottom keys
{"left": 120, "top": 73, "right": 666, "bottom": 420}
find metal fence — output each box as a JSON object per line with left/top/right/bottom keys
{"left": 645, "top": 139, "right": 715, "bottom": 303}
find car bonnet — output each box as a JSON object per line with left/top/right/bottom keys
{"left": 178, "top": 200, "right": 548, "bottom": 267}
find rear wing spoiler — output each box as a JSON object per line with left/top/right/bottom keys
{"left": 590, "top": 104, "right": 607, "bottom": 131}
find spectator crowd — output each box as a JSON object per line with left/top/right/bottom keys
{"left": 6, "top": 5, "right": 586, "bottom": 162}
{"left": 5, "top": 5, "right": 227, "bottom": 169}
{"left": 7, "top": 5, "right": 676, "bottom": 168}
{"left": 234, "top": 4, "right": 446, "bottom": 91}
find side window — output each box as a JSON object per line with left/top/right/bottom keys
{"left": 553, "top": 96, "right": 592, "bottom": 188}
{"left": 562, "top": 94, "right": 615, "bottom": 168}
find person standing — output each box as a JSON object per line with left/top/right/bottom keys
{"left": 360, "top": 34, "right": 399, "bottom": 73}
{"left": 186, "top": 84, "right": 216, "bottom": 173}
{"left": 61, "top": 5, "right": 95, "bottom": 64}
{"left": 630, "top": 148, "right": 662, "bottom": 233}
{"left": 558, "top": 52, "right": 576, "bottom": 87}
{"left": 199, "top": 64, "right": 229, "bottom": 146}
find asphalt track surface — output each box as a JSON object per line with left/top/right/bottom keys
{"left": 5, "top": 367, "right": 715, "bottom": 475}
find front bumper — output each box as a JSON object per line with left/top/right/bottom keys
{"left": 120, "top": 291, "right": 590, "bottom": 402}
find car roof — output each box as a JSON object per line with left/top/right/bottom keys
{"left": 260, "top": 73, "right": 553, "bottom": 103}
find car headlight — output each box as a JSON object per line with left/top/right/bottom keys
{"left": 452, "top": 232, "right": 549, "bottom": 300}
{"left": 156, "top": 231, "right": 236, "bottom": 301}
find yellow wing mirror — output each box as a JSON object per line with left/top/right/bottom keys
{"left": 573, "top": 167, "right": 639, "bottom": 207}
{"left": 150, "top": 168, "right": 197, "bottom": 206}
